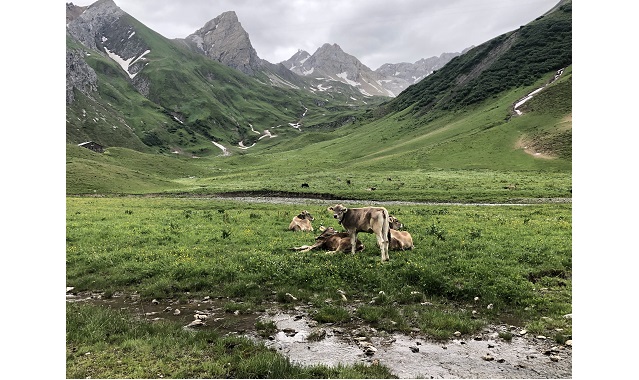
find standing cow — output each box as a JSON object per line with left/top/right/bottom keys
{"left": 328, "top": 204, "right": 391, "bottom": 261}
{"left": 289, "top": 210, "right": 315, "bottom": 231}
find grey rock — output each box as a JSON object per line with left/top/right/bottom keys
{"left": 66, "top": 50, "right": 97, "bottom": 104}
{"left": 179, "top": 11, "right": 262, "bottom": 75}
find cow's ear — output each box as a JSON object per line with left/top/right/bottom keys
{"left": 328, "top": 207, "right": 334, "bottom": 211}
{"left": 343, "top": 207, "right": 348, "bottom": 213}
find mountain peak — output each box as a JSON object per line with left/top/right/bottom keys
{"left": 219, "top": 10, "right": 238, "bottom": 20}
{"left": 182, "top": 11, "right": 261, "bottom": 75}
{"left": 281, "top": 50, "right": 311, "bottom": 72}
{"left": 284, "top": 42, "right": 393, "bottom": 97}
{"left": 318, "top": 43, "right": 344, "bottom": 53}
{"left": 66, "top": 0, "right": 126, "bottom": 50}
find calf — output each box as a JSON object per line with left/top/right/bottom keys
{"left": 328, "top": 204, "right": 391, "bottom": 261}
{"left": 389, "top": 229, "right": 414, "bottom": 250}
{"left": 288, "top": 210, "right": 315, "bottom": 231}
{"left": 388, "top": 215, "right": 414, "bottom": 251}
{"left": 388, "top": 215, "right": 404, "bottom": 230}
{"left": 292, "top": 226, "right": 364, "bottom": 253}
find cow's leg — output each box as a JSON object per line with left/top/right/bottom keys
{"left": 382, "top": 240, "right": 389, "bottom": 261}
{"left": 375, "top": 232, "right": 389, "bottom": 261}
{"left": 384, "top": 215, "right": 391, "bottom": 260}
{"left": 384, "top": 239, "right": 390, "bottom": 261}
{"left": 350, "top": 231, "right": 358, "bottom": 254}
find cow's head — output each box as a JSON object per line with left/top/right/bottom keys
{"left": 298, "top": 210, "right": 314, "bottom": 221}
{"left": 388, "top": 216, "right": 404, "bottom": 230}
{"left": 316, "top": 226, "right": 338, "bottom": 240}
{"left": 328, "top": 204, "right": 347, "bottom": 223}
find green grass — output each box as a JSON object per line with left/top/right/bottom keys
{"left": 66, "top": 196, "right": 571, "bottom": 376}
{"left": 66, "top": 302, "right": 395, "bottom": 378}
{"left": 67, "top": 197, "right": 571, "bottom": 331}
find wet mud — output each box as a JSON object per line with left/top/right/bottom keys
{"left": 67, "top": 291, "right": 572, "bottom": 378}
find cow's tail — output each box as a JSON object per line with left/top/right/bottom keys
{"left": 383, "top": 209, "right": 391, "bottom": 243}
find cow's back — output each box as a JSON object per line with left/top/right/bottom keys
{"left": 343, "top": 207, "right": 388, "bottom": 233}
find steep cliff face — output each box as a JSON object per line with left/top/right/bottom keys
{"left": 178, "top": 11, "right": 263, "bottom": 75}
{"left": 66, "top": 0, "right": 152, "bottom": 95}
{"left": 66, "top": 50, "right": 98, "bottom": 104}
{"left": 66, "top": 0, "right": 126, "bottom": 51}
{"left": 66, "top": 2, "right": 87, "bottom": 24}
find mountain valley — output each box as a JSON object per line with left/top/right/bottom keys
{"left": 65, "top": 0, "right": 572, "bottom": 201}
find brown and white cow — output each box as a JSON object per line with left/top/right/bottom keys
{"left": 292, "top": 226, "right": 365, "bottom": 253}
{"left": 288, "top": 210, "right": 315, "bottom": 231}
{"left": 328, "top": 204, "right": 391, "bottom": 261}
{"left": 388, "top": 215, "right": 414, "bottom": 251}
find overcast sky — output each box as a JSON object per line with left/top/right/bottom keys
{"left": 66, "top": 0, "right": 560, "bottom": 70}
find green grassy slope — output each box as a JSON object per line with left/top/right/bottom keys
{"left": 66, "top": 65, "right": 572, "bottom": 201}
{"left": 66, "top": 13, "right": 385, "bottom": 156}
{"left": 388, "top": 1, "right": 571, "bottom": 115}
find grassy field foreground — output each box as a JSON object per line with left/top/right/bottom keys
{"left": 66, "top": 196, "right": 571, "bottom": 377}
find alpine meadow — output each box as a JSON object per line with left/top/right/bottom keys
{"left": 66, "top": 0, "right": 572, "bottom": 378}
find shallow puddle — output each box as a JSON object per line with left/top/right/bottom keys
{"left": 255, "top": 311, "right": 572, "bottom": 379}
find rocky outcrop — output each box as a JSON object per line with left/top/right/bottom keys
{"left": 66, "top": 0, "right": 126, "bottom": 51}
{"left": 283, "top": 44, "right": 469, "bottom": 97}
{"left": 178, "top": 11, "right": 263, "bottom": 75}
{"left": 66, "top": 0, "right": 152, "bottom": 94}
{"left": 66, "top": 2, "right": 87, "bottom": 24}
{"left": 281, "top": 50, "right": 312, "bottom": 74}
{"left": 66, "top": 49, "right": 97, "bottom": 104}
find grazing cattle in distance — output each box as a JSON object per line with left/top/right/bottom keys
{"left": 288, "top": 210, "right": 315, "bottom": 231}
{"left": 328, "top": 204, "right": 391, "bottom": 261}
{"left": 292, "top": 226, "right": 364, "bottom": 253}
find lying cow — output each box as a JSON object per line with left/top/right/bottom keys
{"left": 288, "top": 210, "right": 315, "bottom": 231}
{"left": 388, "top": 215, "right": 414, "bottom": 251}
{"left": 292, "top": 226, "right": 364, "bottom": 253}
{"left": 328, "top": 204, "right": 391, "bottom": 261}
{"left": 388, "top": 215, "right": 404, "bottom": 230}
{"left": 389, "top": 229, "right": 414, "bottom": 250}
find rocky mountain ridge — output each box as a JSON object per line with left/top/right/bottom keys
{"left": 375, "top": 50, "right": 471, "bottom": 95}
{"left": 283, "top": 46, "right": 465, "bottom": 97}
{"left": 282, "top": 43, "right": 393, "bottom": 97}
{"left": 67, "top": 1, "right": 464, "bottom": 98}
